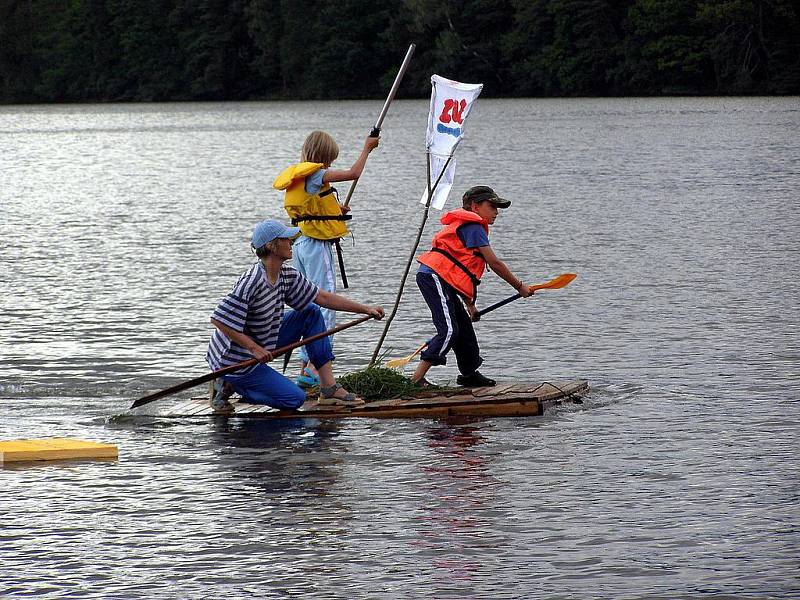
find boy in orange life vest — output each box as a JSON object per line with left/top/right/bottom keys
{"left": 412, "top": 186, "right": 532, "bottom": 387}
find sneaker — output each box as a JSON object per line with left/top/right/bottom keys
{"left": 456, "top": 371, "right": 496, "bottom": 388}
{"left": 210, "top": 379, "right": 235, "bottom": 414}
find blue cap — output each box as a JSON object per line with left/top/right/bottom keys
{"left": 251, "top": 219, "right": 301, "bottom": 248}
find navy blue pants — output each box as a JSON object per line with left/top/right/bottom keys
{"left": 416, "top": 271, "right": 482, "bottom": 375}
{"left": 223, "top": 305, "right": 335, "bottom": 410}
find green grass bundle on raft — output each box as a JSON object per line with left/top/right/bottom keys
{"left": 337, "top": 367, "right": 425, "bottom": 401}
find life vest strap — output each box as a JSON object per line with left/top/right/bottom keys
{"left": 429, "top": 248, "right": 482, "bottom": 301}
{"left": 291, "top": 214, "right": 353, "bottom": 224}
{"left": 292, "top": 185, "right": 350, "bottom": 224}
{"left": 334, "top": 239, "right": 348, "bottom": 289}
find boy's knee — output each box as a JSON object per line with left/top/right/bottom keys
{"left": 299, "top": 304, "right": 324, "bottom": 322}
{"left": 420, "top": 350, "right": 447, "bottom": 366}
{"left": 284, "top": 386, "right": 307, "bottom": 409}
{"left": 302, "top": 303, "right": 322, "bottom": 316}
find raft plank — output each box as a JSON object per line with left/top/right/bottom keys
{"left": 182, "top": 401, "right": 216, "bottom": 416}
{"left": 474, "top": 383, "right": 517, "bottom": 397}
{"left": 135, "top": 380, "right": 588, "bottom": 420}
{"left": 226, "top": 401, "right": 261, "bottom": 414}
{"left": 0, "top": 438, "right": 118, "bottom": 463}
{"left": 169, "top": 399, "right": 203, "bottom": 414}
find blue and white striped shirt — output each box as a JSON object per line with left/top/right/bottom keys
{"left": 206, "top": 263, "right": 318, "bottom": 372}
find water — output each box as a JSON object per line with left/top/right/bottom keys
{"left": 1, "top": 97, "right": 798, "bottom": 598}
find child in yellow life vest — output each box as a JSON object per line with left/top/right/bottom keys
{"left": 273, "top": 131, "right": 379, "bottom": 385}
{"left": 412, "top": 185, "right": 532, "bottom": 388}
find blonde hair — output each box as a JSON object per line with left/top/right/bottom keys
{"left": 301, "top": 131, "right": 339, "bottom": 165}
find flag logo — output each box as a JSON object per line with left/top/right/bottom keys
{"left": 422, "top": 75, "right": 483, "bottom": 209}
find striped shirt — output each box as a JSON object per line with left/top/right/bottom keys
{"left": 206, "top": 262, "right": 318, "bottom": 372}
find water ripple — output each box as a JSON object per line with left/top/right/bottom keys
{"left": 2, "top": 98, "right": 798, "bottom": 599}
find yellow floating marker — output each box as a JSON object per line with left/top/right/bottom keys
{"left": 0, "top": 438, "right": 118, "bottom": 464}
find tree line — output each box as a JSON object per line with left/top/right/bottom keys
{"left": 1, "top": 0, "right": 798, "bottom": 103}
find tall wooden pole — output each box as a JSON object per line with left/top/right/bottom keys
{"left": 343, "top": 44, "right": 416, "bottom": 208}
{"left": 369, "top": 153, "right": 454, "bottom": 366}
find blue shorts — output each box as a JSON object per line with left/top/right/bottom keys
{"left": 222, "top": 304, "right": 335, "bottom": 410}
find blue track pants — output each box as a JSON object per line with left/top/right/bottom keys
{"left": 416, "top": 271, "right": 482, "bottom": 376}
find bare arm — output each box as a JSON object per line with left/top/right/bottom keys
{"left": 322, "top": 136, "right": 380, "bottom": 183}
{"left": 476, "top": 245, "right": 532, "bottom": 298}
{"left": 314, "top": 290, "right": 385, "bottom": 320}
{"left": 211, "top": 318, "right": 274, "bottom": 363}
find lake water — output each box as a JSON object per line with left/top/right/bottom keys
{"left": 1, "top": 97, "right": 798, "bottom": 598}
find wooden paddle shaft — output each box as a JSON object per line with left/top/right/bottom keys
{"left": 131, "top": 315, "right": 374, "bottom": 409}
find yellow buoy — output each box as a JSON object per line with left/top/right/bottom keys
{"left": 0, "top": 438, "right": 118, "bottom": 463}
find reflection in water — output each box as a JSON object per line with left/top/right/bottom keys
{"left": 2, "top": 98, "right": 798, "bottom": 597}
{"left": 209, "top": 417, "right": 344, "bottom": 496}
{"left": 203, "top": 418, "right": 353, "bottom": 589}
{"left": 416, "top": 423, "right": 505, "bottom": 589}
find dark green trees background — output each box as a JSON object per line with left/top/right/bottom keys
{"left": 1, "top": 0, "right": 797, "bottom": 103}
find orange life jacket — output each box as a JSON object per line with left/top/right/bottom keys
{"left": 417, "top": 208, "right": 489, "bottom": 303}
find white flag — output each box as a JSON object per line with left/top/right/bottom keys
{"left": 420, "top": 154, "right": 457, "bottom": 210}
{"left": 421, "top": 75, "right": 483, "bottom": 210}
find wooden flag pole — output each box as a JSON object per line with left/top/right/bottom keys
{"left": 369, "top": 152, "right": 453, "bottom": 366}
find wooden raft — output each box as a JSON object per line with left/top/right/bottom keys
{"left": 143, "top": 380, "right": 588, "bottom": 420}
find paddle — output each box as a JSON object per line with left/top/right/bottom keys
{"left": 384, "top": 274, "right": 577, "bottom": 368}
{"left": 130, "top": 315, "right": 375, "bottom": 409}
{"left": 342, "top": 43, "right": 415, "bottom": 207}
{"left": 476, "top": 273, "right": 577, "bottom": 318}
{"left": 385, "top": 342, "right": 427, "bottom": 369}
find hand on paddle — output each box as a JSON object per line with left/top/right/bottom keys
{"left": 249, "top": 345, "right": 274, "bottom": 364}
{"left": 364, "top": 134, "right": 380, "bottom": 153}
{"left": 475, "top": 273, "right": 577, "bottom": 319}
{"left": 517, "top": 282, "right": 533, "bottom": 298}
{"left": 365, "top": 306, "right": 385, "bottom": 320}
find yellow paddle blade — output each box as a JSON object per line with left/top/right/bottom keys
{"left": 385, "top": 343, "right": 427, "bottom": 369}
{"left": 529, "top": 273, "right": 577, "bottom": 293}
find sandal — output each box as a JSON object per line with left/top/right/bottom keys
{"left": 210, "top": 379, "right": 235, "bottom": 414}
{"left": 318, "top": 383, "right": 365, "bottom": 407}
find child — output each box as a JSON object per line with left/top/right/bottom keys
{"left": 412, "top": 185, "right": 532, "bottom": 387}
{"left": 273, "top": 132, "right": 379, "bottom": 387}
{"left": 206, "top": 219, "right": 384, "bottom": 414}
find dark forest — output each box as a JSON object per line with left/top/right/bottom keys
{"left": 1, "top": 0, "right": 798, "bottom": 103}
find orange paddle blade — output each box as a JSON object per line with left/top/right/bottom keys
{"left": 385, "top": 343, "right": 427, "bottom": 369}
{"left": 529, "top": 273, "right": 577, "bottom": 293}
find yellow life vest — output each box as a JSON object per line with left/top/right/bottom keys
{"left": 273, "top": 162, "right": 350, "bottom": 241}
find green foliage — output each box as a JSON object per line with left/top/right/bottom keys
{"left": 337, "top": 367, "right": 427, "bottom": 400}
{"left": 0, "top": 0, "right": 797, "bottom": 103}
{"left": 696, "top": 0, "right": 800, "bottom": 94}
{"left": 613, "top": 0, "right": 711, "bottom": 94}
